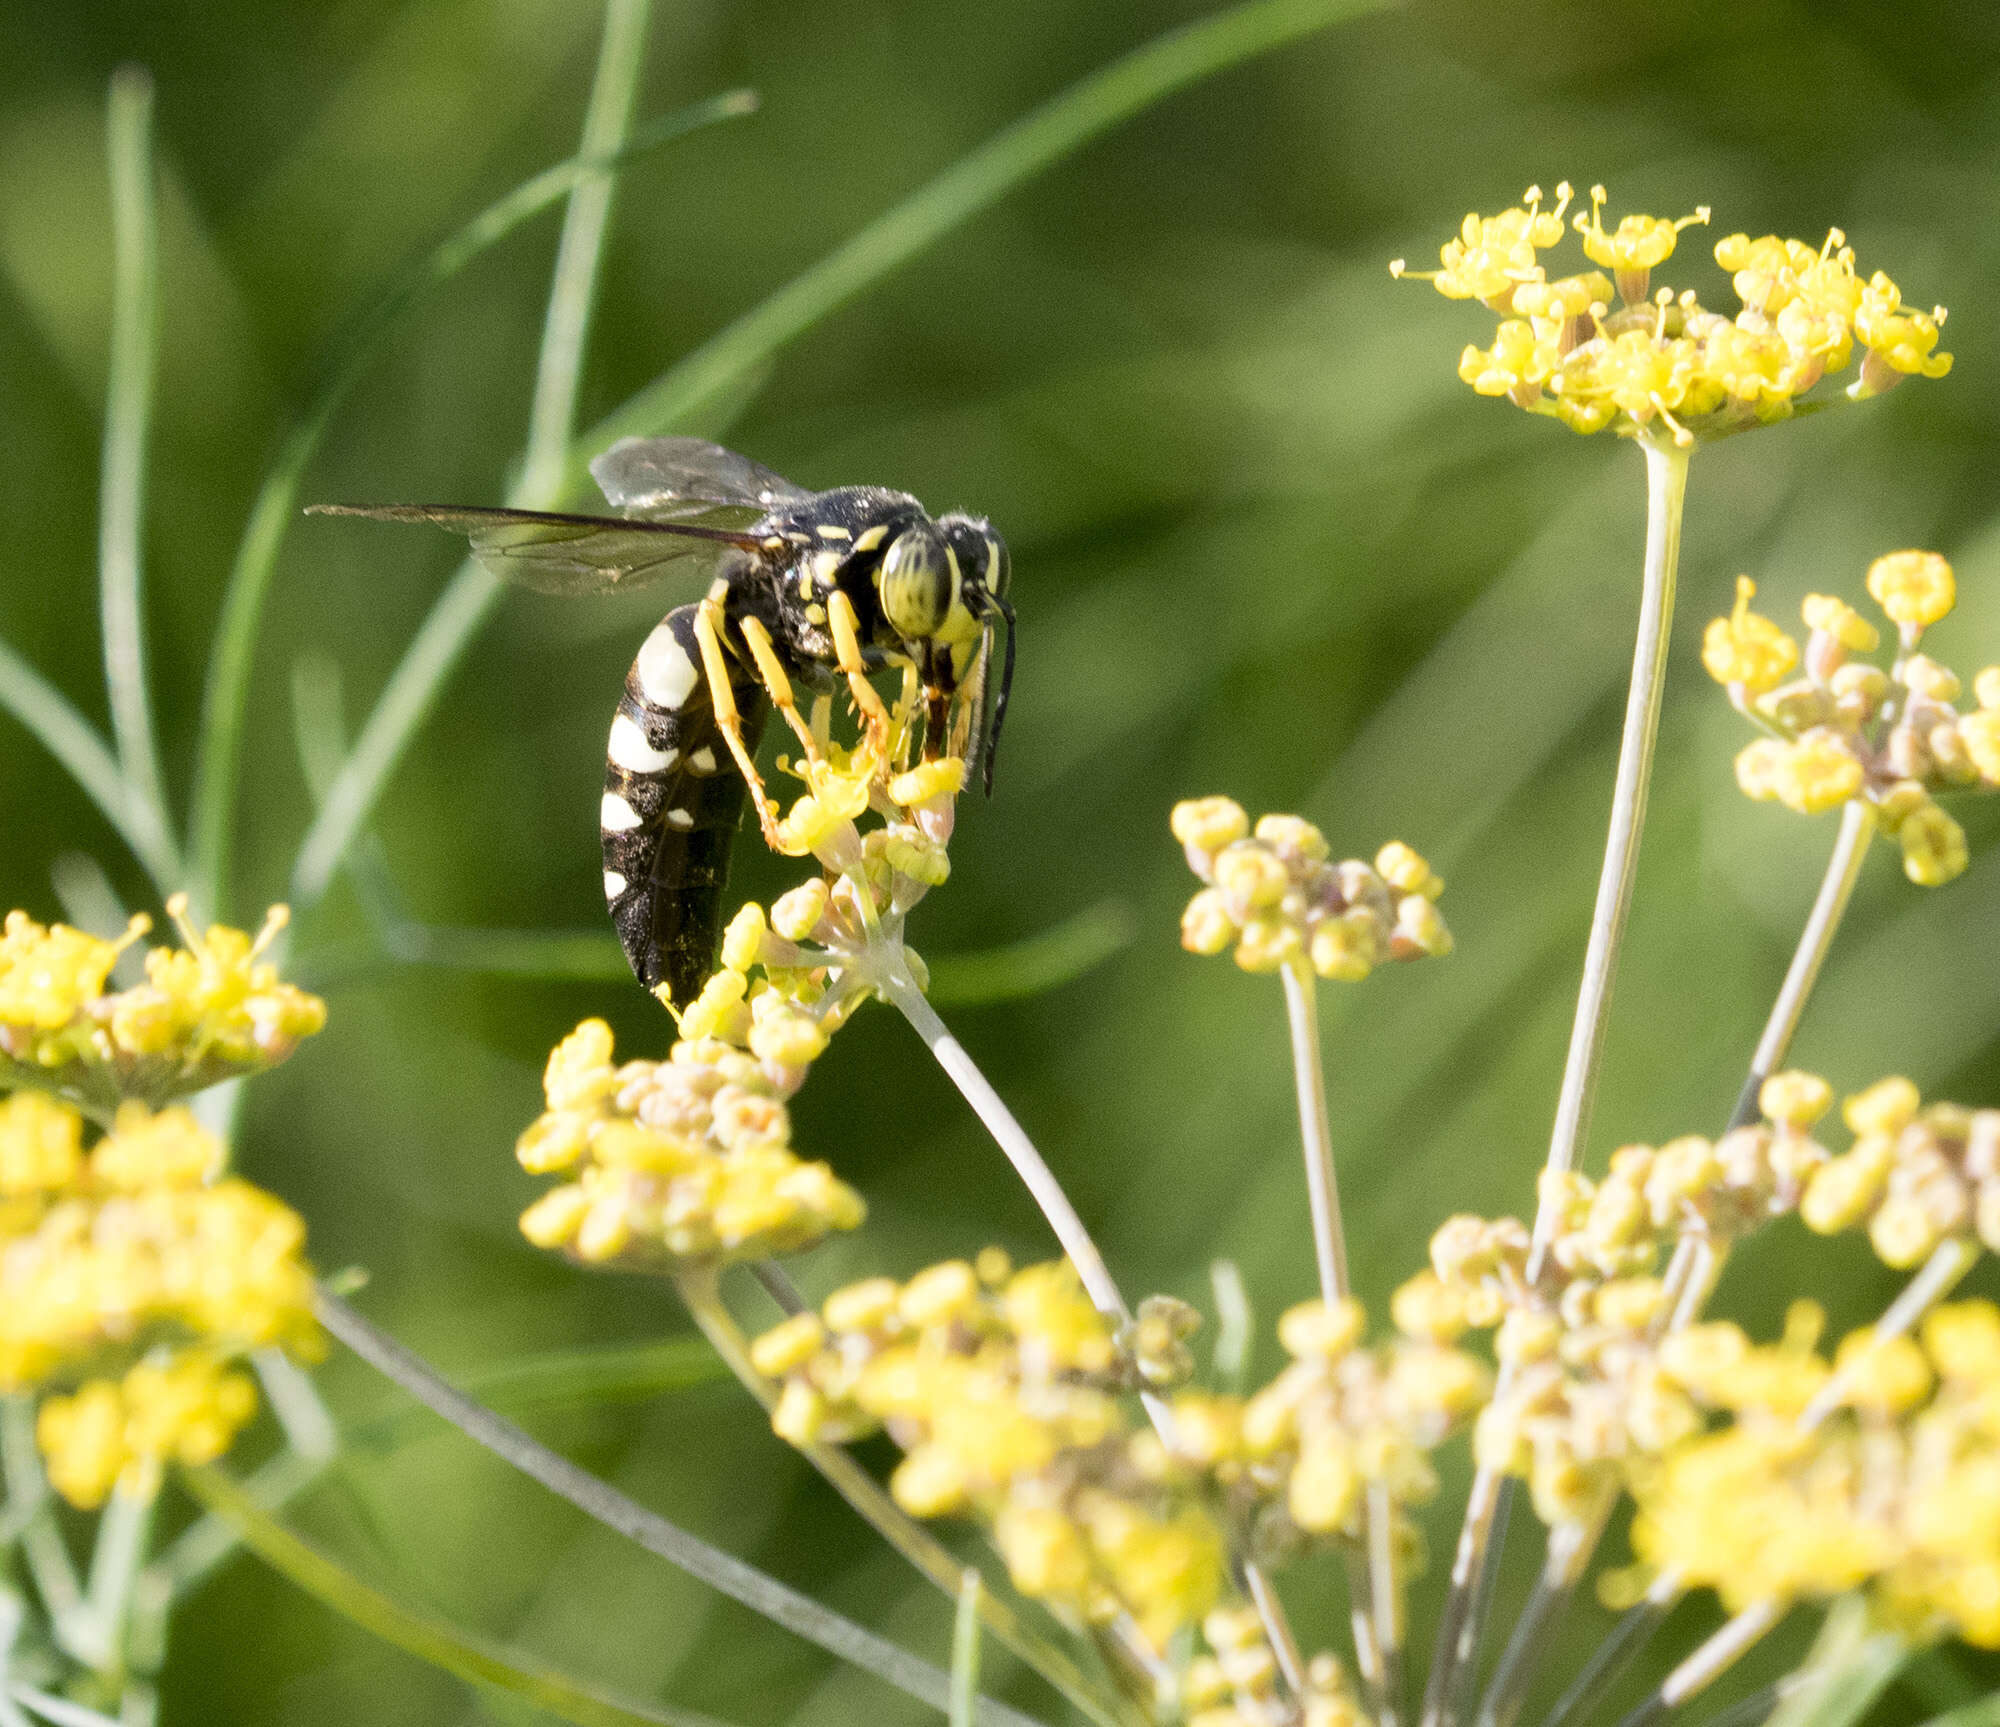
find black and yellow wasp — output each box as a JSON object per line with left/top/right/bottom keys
{"left": 314, "top": 438, "right": 1013, "bottom": 1006}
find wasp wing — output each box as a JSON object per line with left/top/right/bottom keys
{"left": 308, "top": 503, "right": 763, "bottom": 597}
{"left": 589, "top": 436, "right": 810, "bottom": 527}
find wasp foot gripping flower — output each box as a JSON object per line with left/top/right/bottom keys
{"left": 753, "top": 1254, "right": 1234, "bottom": 1650}
{"left": 0, "top": 1091, "right": 320, "bottom": 1504}
{"left": 516, "top": 1017, "right": 864, "bottom": 1271}
{"left": 1706, "top": 553, "right": 1996, "bottom": 884}
{"left": 1172, "top": 800, "right": 1450, "bottom": 981}
{"left": 1396, "top": 185, "right": 1950, "bottom": 444}
{"left": 0, "top": 898, "right": 325, "bottom": 1114}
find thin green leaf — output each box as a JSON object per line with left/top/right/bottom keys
{"left": 924, "top": 899, "right": 1135, "bottom": 1006}
{"left": 179, "top": 1465, "right": 739, "bottom": 1727}
{"left": 188, "top": 89, "right": 757, "bottom": 915}
{"left": 288, "top": 0, "right": 1392, "bottom": 912}
{"left": 0, "top": 637, "right": 174, "bottom": 891}
{"left": 951, "top": 1572, "right": 984, "bottom": 1727}
{"left": 98, "top": 66, "right": 177, "bottom": 889}
{"left": 312, "top": 1290, "right": 1047, "bottom": 1727}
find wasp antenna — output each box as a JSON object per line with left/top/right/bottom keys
{"left": 982, "top": 596, "right": 1016, "bottom": 796}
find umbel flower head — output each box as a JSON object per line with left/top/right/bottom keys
{"left": 1173, "top": 799, "right": 1451, "bottom": 980}
{"left": 1626, "top": 1299, "right": 2000, "bottom": 1646}
{"left": 752, "top": 1252, "right": 1230, "bottom": 1650}
{"left": 0, "top": 897, "right": 326, "bottom": 1115}
{"left": 1413, "top": 1071, "right": 1995, "bottom": 1528}
{"left": 1705, "top": 552, "right": 1998, "bottom": 884}
{"left": 0, "top": 1089, "right": 322, "bottom": 1506}
{"left": 516, "top": 1017, "right": 863, "bottom": 1270}
{"left": 1394, "top": 184, "right": 1951, "bottom": 445}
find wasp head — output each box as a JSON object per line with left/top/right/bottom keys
{"left": 873, "top": 514, "right": 1013, "bottom": 793}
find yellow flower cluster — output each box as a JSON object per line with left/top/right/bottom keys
{"left": 1792, "top": 1075, "right": 2000, "bottom": 1269}
{"left": 1186, "top": 1608, "right": 1373, "bottom": 1727}
{"left": 751, "top": 1253, "right": 1226, "bottom": 1650}
{"left": 516, "top": 1018, "right": 863, "bottom": 1271}
{"left": 1175, "top": 1296, "right": 1487, "bottom": 1561}
{"left": 1172, "top": 799, "right": 1451, "bottom": 980}
{"left": 37, "top": 1349, "right": 258, "bottom": 1509}
{"left": 0, "top": 1090, "right": 320, "bottom": 1504}
{"left": 1394, "top": 184, "right": 1951, "bottom": 444}
{"left": 0, "top": 898, "right": 325, "bottom": 1112}
{"left": 1630, "top": 1300, "right": 2000, "bottom": 1644}
{"left": 1706, "top": 554, "right": 1996, "bottom": 885}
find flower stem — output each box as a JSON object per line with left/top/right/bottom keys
{"left": 1724, "top": 798, "right": 1876, "bottom": 1132}
{"left": 1609, "top": 1599, "right": 1783, "bottom": 1727}
{"left": 1428, "top": 434, "right": 1689, "bottom": 1727}
{"left": 1532, "top": 434, "right": 1689, "bottom": 1275}
{"left": 884, "top": 975, "right": 1128, "bottom": 1322}
{"left": 885, "top": 970, "right": 1310, "bottom": 1699}
{"left": 1280, "top": 961, "right": 1400, "bottom": 1726}
{"left": 676, "top": 1271, "right": 1137, "bottom": 1727}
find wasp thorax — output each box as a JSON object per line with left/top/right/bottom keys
{"left": 878, "top": 524, "right": 953, "bottom": 642}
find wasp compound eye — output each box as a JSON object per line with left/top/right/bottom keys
{"left": 879, "top": 524, "right": 952, "bottom": 642}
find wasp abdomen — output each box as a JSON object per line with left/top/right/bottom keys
{"left": 600, "top": 602, "right": 767, "bottom": 1004}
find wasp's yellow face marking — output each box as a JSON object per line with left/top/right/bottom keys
{"left": 816, "top": 523, "right": 851, "bottom": 540}
{"left": 853, "top": 523, "right": 890, "bottom": 554}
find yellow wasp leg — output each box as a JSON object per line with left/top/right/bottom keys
{"left": 694, "top": 596, "right": 784, "bottom": 847}
{"left": 736, "top": 614, "right": 820, "bottom": 759}
{"left": 826, "top": 588, "right": 892, "bottom": 748}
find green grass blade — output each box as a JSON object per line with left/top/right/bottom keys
{"left": 179, "top": 1464, "right": 741, "bottom": 1727}
{"left": 312, "top": 1291, "right": 1048, "bottom": 1727}
{"left": 0, "top": 635, "right": 176, "bottom": 892}
{"left": 518, "top": 0, "right": 651, "bottom": 502}
{"left": 189, "top": 88, "right": 755, "bottom": 916}
{"left": 98, "top": 67, "right": 177, "bottom": 889}
{"left": 587, "top": 0, "right": 1392, "bottom": 457}
{"left": 288, "top": 0, "right": 1391, "bottom": 913}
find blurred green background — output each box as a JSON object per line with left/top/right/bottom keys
{"left": 5, "top": 0, "right": 2000, "bottom": 1721}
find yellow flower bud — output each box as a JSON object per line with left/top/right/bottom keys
{"left": 899, "top": 1260, "right": 979, "bottom": 1328}
{"left": 1375, "top": 841, "right": 1443, "bottom": 899}
{"left": 769, "top": 878, "right": 831, "bottom": 942}
{"left": 1759, "top": 1070, "right": 1833, "bottom": 1128}
{"left": 720, "top": 903, "right": 768, "bottom": 972}
{"left": 1962, "top": 708, "right": 2000, "bottom": 784}
{"left": 1776, "top": 733, "right": 1865, "bottom": 814}
{"left": 1288, "top": 1442, "right": 1361, "bottom": 1533}
{"left": 1897, "top": 800, "right": 1969, "bottom": 887}
{"left": 1867, "top": 550, "right": 1955, "bottom": 630}
{"left": 1800, "top": 1153, "right": 1891, "bottom": 1235}
{"left": 824, "top": 1277, "right": 902, "bottom": 1334}
{"left": 1277, "top": 1298, "right": 1365, "bottom": 1359}
{"left": 750, "top": 1312, "right": 826, "bottom": 1378}
{"left": 1170, "top": 796, "right": 1250, "bottom": 854}
{"left": 1180, "top": 889, "right": 1238, "bottom": 957}
{"left": 1800, "top": 593, "right": 1880, "bottom": 654}
{"left": 1870, "top": 1195, "right": 1944, "bottom": 1269}
{"left": 1255, "top": 814, "right": 1330, "bottom": 861}
{"left": 747, "top": 1006, "right": 828, "bottom": 1068}
{"left": 1233, "top": 915, "right": 1302, "bottom": 973}
{"left": 888, "top": 757, "right": 965, "bottom": 808}
{"left": 1310, "top": 912, "right": 1377, "bottom": 982}
{"left": 1392, "top": 1272, "right": 1470, "bottom": 1342}
{"left": 1845, "top": 1076, "right": 1921, "bottom": 1137}
{"left": 890, "top": 1443, "right": 970, "bottom": 1516}
{"left": 1395, "top": 894, "right": 1454, "bottom": 958}
{"left": 1704, "top": 578, "right": 1800, "bottom": 692}
{"left": 1213, "top": 844, "right": 1291, "bottom": 911}
{"left": 1832, "top": 1329, "right": 1931, "bottom": 1413}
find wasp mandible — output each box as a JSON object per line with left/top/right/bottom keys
{"left": 313, "top": 438, "right": 1013, "bottom": 1005}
